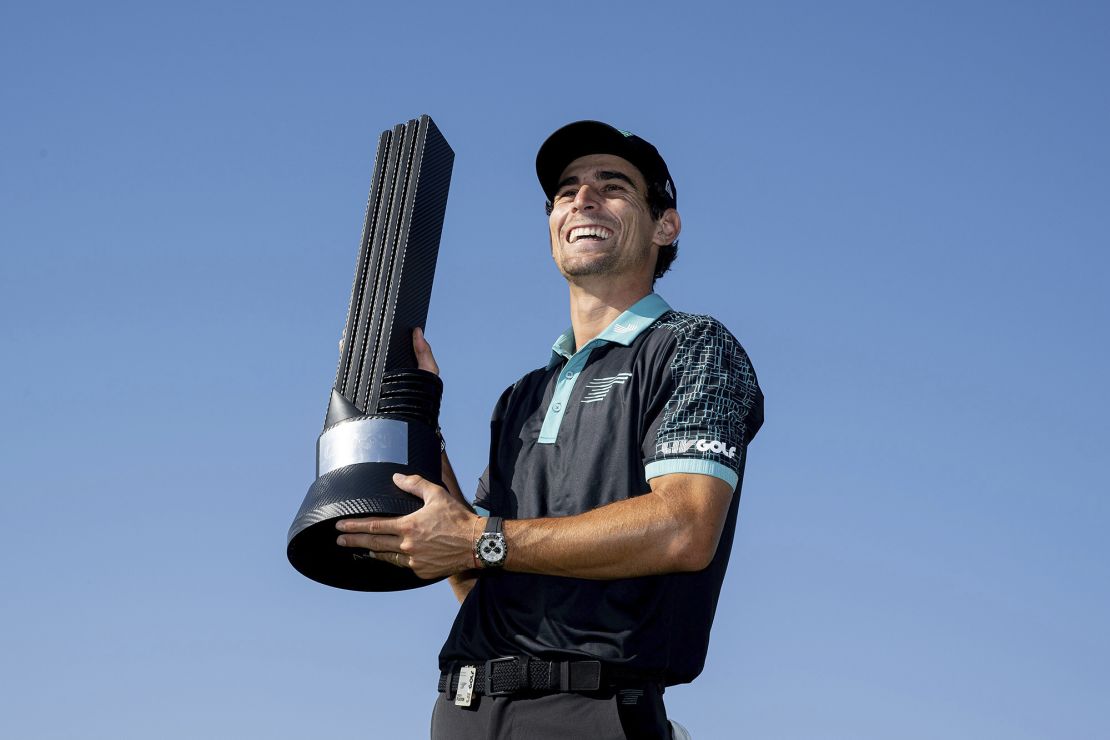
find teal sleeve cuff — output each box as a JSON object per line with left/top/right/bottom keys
{"left": 473, "top": 504, "right": 491, "bottom": 517}
{"left": 644, "top": 459, "right": 739, "bottom": 489}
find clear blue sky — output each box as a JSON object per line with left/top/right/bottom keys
{"left": 2, "top": 2, "right": 1107, "bottom": 738}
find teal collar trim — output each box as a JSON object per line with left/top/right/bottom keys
{"left": 547, "top": 293, "right": 672, "bottom": 369}
{"left": 549, "top": 329, "right": 577, "bottom": 368}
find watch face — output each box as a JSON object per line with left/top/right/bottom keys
{"left": 479, "top": 533, "right": 506, "bottom": 566}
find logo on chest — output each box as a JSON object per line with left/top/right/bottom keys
{"left": 580, "top": 372, "right": 633, "bottom": 404}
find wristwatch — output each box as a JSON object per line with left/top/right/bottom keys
{"left": 475, "top": 516, "right": 508, "bottom": 568}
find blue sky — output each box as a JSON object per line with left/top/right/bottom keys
{"left": 2, "top": 2, "right": 1107, "bottom": 738}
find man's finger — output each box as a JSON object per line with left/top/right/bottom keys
{"left": 378, "top": 551, "right": 410, "bottom": 570}
{"left": 413, "top": 327, "right": 440, "bottom": 376}
{"left": 335, "top": 532, "right": 402, "bottom": 551}
{"left": 392, "top": 472, "right": 448, "bottom": 502}
{"left": 335, "top": 516, "right": 403, "bottom": 535}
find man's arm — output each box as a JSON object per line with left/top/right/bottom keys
{"left": 438, "top": 451, "right": 480, "bottom": 602}
{"left": 335, "top": 470, "right": 733, "bottom": 581}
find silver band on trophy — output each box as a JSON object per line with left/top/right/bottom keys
{"left": 316, "top": 418, "right": 409, "bottom": 476}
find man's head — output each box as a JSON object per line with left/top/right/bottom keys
{"left": 536, "top": 121, "right": 680, "bottom": 282}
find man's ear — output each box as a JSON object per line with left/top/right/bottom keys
{"left": 654, "top": 208, "right": 682, "bottom": 246}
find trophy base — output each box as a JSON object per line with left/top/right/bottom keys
{"left": 287, "top": 461, "right": 445, "bottom": 592}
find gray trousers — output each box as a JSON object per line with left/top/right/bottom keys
{"left": 430, "top": 685, "right": 671, "bottom": 739}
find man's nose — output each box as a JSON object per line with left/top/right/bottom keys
{"left": 572, "top": 184, "right": 598, "bottom": 210}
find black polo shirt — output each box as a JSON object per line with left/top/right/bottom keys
{"left": 439, "top": 293, "right": 763, "bottom": 686}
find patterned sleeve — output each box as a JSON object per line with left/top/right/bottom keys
{"left": 642, "top": 316, "right": 763, "bottom": 489}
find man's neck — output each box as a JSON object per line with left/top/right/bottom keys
{"left": 566, "top": 280, "right": 653, "bottom": 352}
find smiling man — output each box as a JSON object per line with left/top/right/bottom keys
{"left": 336, "top": 121, "right": 764, "bottom": 739}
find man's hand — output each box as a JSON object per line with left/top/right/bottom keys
{"left": 335, "top": 472, "right": 481, "bottom": 580}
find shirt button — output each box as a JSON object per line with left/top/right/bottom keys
{"left": 565, "top": 371, "right": 573, "bottom": 379}
{"left": 552, "top": 402, "right": 562, "bottom": 412}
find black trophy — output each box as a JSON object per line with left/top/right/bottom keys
{"left": 287, "top": 115, "right": 454, "bottom": 591}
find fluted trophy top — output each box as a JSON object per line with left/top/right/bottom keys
{"left": 332, "top": 114, "right": 453, "bottom": 426}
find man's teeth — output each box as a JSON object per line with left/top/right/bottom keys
{"left": 569, "top": 226, "right": 613, "bottom": 243}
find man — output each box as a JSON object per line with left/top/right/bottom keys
{"left": 336, "top": 121, "right": 764, "bottom": 739}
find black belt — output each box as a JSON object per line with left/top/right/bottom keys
{"left": 439, "top": 657, "right": 653, "bottom": 697}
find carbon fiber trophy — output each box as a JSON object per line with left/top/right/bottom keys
{"left": 287, "top": 115, "right": 454, "bottom": 591}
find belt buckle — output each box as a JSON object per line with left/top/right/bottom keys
{"left": 569, "top": 660, "right": 602, "bottom": 692}
{"left": 484, "top": 656, "right": 520, "bottom": 697}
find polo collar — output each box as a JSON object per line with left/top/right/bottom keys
{"left": 548, "top": 293, "right": 672, "bottom": 368}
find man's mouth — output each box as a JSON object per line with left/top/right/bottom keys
{"left": 567, "top": 225, "right": 614, "bottom": 243}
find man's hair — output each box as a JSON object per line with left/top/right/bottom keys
{"left": 544, "top": 181, "right": 679, "bottom": 282}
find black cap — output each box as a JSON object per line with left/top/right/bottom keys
{"left": 536, "top": 121, "right": 677, "bottom": 210}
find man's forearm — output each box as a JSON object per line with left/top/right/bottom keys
{"left": 499, "top": 473, "right": 733, "bottom": 580}
{"left": 440, "top": 451, "right": 480, "bottom": 601}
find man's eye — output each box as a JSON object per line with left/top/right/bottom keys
{"left": 603, "top": 184, "right": 624, "bottom": 192}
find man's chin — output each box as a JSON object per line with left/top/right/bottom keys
{"left": 558, "top": 258, "right": 618, "bottom": 279}
{"left": 555, "top": 245, "right": 619, "bottom": 275}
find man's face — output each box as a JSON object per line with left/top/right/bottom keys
{"left": 547, "top": 153, "right": 660, "bottom": 284}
